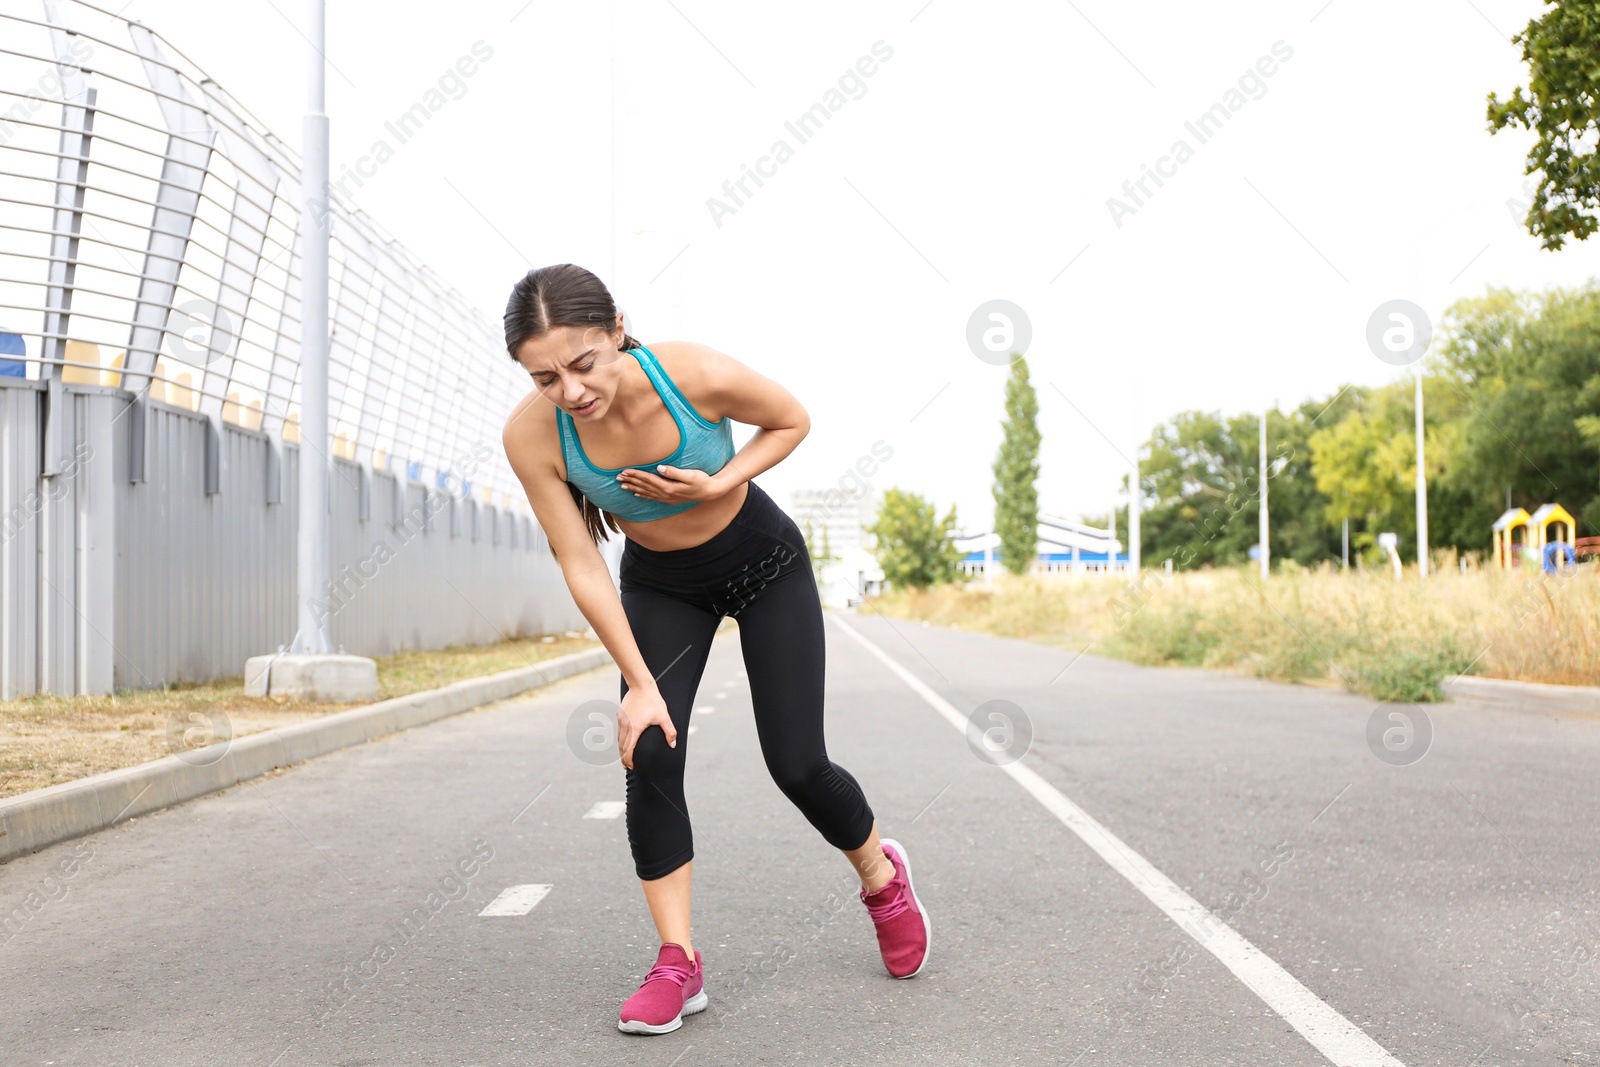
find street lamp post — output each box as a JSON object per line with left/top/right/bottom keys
{"left": 244, "top": 1, "right": 381, "bottom": 700}
{"left": 296, "top": 0, "right": 331, "bottom": 655}
{"left": 1259, "top": 406, "right": 1270, "bottom": 581}
{"left": 1128, "top": 391, "right": 1140, "bottom": 580}
{"left": 1415, "top": 371, "right": 1428, "bottom": 579}
{"left": 1128, "top": 459, "right": 1141, "bottom": 581}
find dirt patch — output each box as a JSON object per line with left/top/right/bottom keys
{"left": 0, "top": 633, "right": 602, "bottom": 800}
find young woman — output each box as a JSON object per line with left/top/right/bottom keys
{"left": 500, "top": 264, "right": 930, "bottom": 1035}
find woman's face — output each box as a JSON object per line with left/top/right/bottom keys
{"left": 515, "top": 320, "right": 627, "bottom": 419}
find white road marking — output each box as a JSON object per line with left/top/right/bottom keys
{"left": 829, "top": 615, "right": 1407, "bottom": 1067}
{"left": 583, "top": 801, "right": 625, "bottom": 820}
{"left": 694, "top": 705, "right": 716, "bottom": 715}
{"left": 478, "top": 884, "right": 553, "bottom": 916}
{"left": 687, "top": 724, "right": 699, "bottom": 735}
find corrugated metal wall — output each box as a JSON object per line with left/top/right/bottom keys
{"left": 0, "top": 381, "right": 43, "bottom": 699}
{"left": 0, "top": 378, "right": 587, "bottom": 695}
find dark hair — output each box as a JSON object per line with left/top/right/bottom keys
{"left": 504, "top": 264, "right": 642, "bottom": 547}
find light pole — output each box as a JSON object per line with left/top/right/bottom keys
{"left": 1128, "top": 410, "right": 1140, "bottom": 581}
{"left": 1128, "top": 469, "right": 1141, "bottom": 579}
{"left": 1415, "top": 370, "right": 1428, "bottom": 578}
{"left": 1259, "top": 406, "right": 1270, "bottom": 581}
{"left": 1407, "top": 210, "right": 1467, "bottom": 577}
{"left": 296, "top": 0, "right": 331, "bottom": 655}
{"left": 609, "top": 0, "right": 617, "bottom": 283}
{"left": 244, "top": 2, "right": 377, "bottom": 699}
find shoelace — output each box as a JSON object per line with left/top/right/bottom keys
{"left": 642, "top": 956, "right": 694, "bottom": 990}
{"left": 861, "top": 879, "right": 912, "bottom": 923}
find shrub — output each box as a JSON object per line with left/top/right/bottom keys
{"left": 1337, "top": 633, "right": 1484, "bottom": 703}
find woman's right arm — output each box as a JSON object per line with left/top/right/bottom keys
{"left": 501, "top": 403, "right": 677, "bottom": 768}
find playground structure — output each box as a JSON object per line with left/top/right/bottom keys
{"left": 1491, "top": 507, "right": 1530, "bottom": 569}
{"left": 1530, "top": 503, "right": 1575, "bottom": 553}
{"left": 1494, "top": 503, "right": 1583, "bottom": 573}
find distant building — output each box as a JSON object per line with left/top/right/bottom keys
{"left": 954, "top": 513, "right": 1127, "bottom": 576}
{"left": 790, "top": 488, "right": 884, "bottom": 607}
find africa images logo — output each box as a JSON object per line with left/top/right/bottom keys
{"left": 1106, "top": 39, "right": 1294, "bottom": 228}
{"left": 712, "top": 540, "right": 800, "bottom": 617}
{"left": 706, "top": 40, "right": 895, "bottom": 228}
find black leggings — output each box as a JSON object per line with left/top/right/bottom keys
{"left": 617, "top": 479, "right": 876, "bottom": 881}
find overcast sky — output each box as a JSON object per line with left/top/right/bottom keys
{"left": 107, "top": 0, "right": 1600, "bottom": 532}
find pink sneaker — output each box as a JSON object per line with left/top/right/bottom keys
{"left": 617, "top": 942, "right": 707, "bottom": 1034}
{"left": 859, "top": 837, "right": 930, "bottom": 978}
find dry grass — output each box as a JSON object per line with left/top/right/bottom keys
{"left": 0, "top": 631, "right": 602, "bottom": 800}
{"left": 867, "top": 561, "right": 1600, "bottom": 701}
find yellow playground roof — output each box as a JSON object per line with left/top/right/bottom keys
{"left": 1529, "top": 502, "right": 1576, "bottom": 528}
{"left": 1492, "top": 507, "right": 1531, "bottom": 531}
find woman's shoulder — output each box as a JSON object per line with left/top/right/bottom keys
{"left": 501, "top": 387, "right": 563, "bottom": 480}
{"left": 503, "top": 385, "right": 558, "bottom": 438}
{"left": 646, "top": 339, "right": 742, "bottom": 391}
{"left": 643, "top": 340, "right": 732, "bottom": 420}
{"left": 643, "top": 339, "right": 718, "bottom": 370}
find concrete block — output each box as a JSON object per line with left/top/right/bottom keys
{"left": 244, "top": 654, "right": 379, "bottom": 702}
{"left": 243, "top": 654, "right": 272, "bottom": 696}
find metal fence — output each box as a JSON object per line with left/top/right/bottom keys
{"left": 0, "top": 1, "right": 584, "bottom": 695}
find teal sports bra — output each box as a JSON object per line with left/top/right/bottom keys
{"left": 556, "top": 345, "right": 736, "bottom": 521}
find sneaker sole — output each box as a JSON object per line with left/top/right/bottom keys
{"left": 617, "top": 988, "right": 708, "bottom": 1034}
{"left": 878, "top": 836, "right": 931, "bottom": 978}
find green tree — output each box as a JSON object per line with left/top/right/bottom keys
{"left": 1114, "top": 404, "right": 1341, "bottom": 570}
{"left": 1309, "top": 383, "right": 1421, "bottom": 566}
{"left": 1487, "top": 0, "right": 1600, "bottom": 251}
{"left": 1135, "top": 410, "right": 1260, "bottom": 567}
{"left": 1268, "top": 397, "right": 1360, "bottom": 566}
{"left": 1307, "top": 372, "right": 1472, "bottom": 566}
{"left": 865, "top": 488, "right": 963, "bottom": 590}
{"left": 1433, "top": 283, "right": 1600, "bottom": 532}
{"left": 1079, "top": 281, "right": 1600, "bottom": 568}
{"left": 992, "top": 356, "right": 1041, "bottom": 574}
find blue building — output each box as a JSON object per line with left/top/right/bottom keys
{"left": 953, "top": 517, "right": 1129, "bottom": 577}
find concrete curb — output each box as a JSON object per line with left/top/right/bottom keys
{"left": 0, "top": 646, "right": 615, "bottom": 865}
{"left": 1442, "top": 674, "right": 1600, "bottom": 715}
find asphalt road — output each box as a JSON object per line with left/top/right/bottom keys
{"left": 3, "top": 606, "right": 1597, "bottom": 1066}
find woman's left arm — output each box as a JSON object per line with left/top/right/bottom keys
{"left": 621, "top": 341, "right": 809, "bottom": 502}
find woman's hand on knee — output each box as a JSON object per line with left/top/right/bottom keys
{"left": 618, "top": 685, "right": 676, "bottom": 770}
